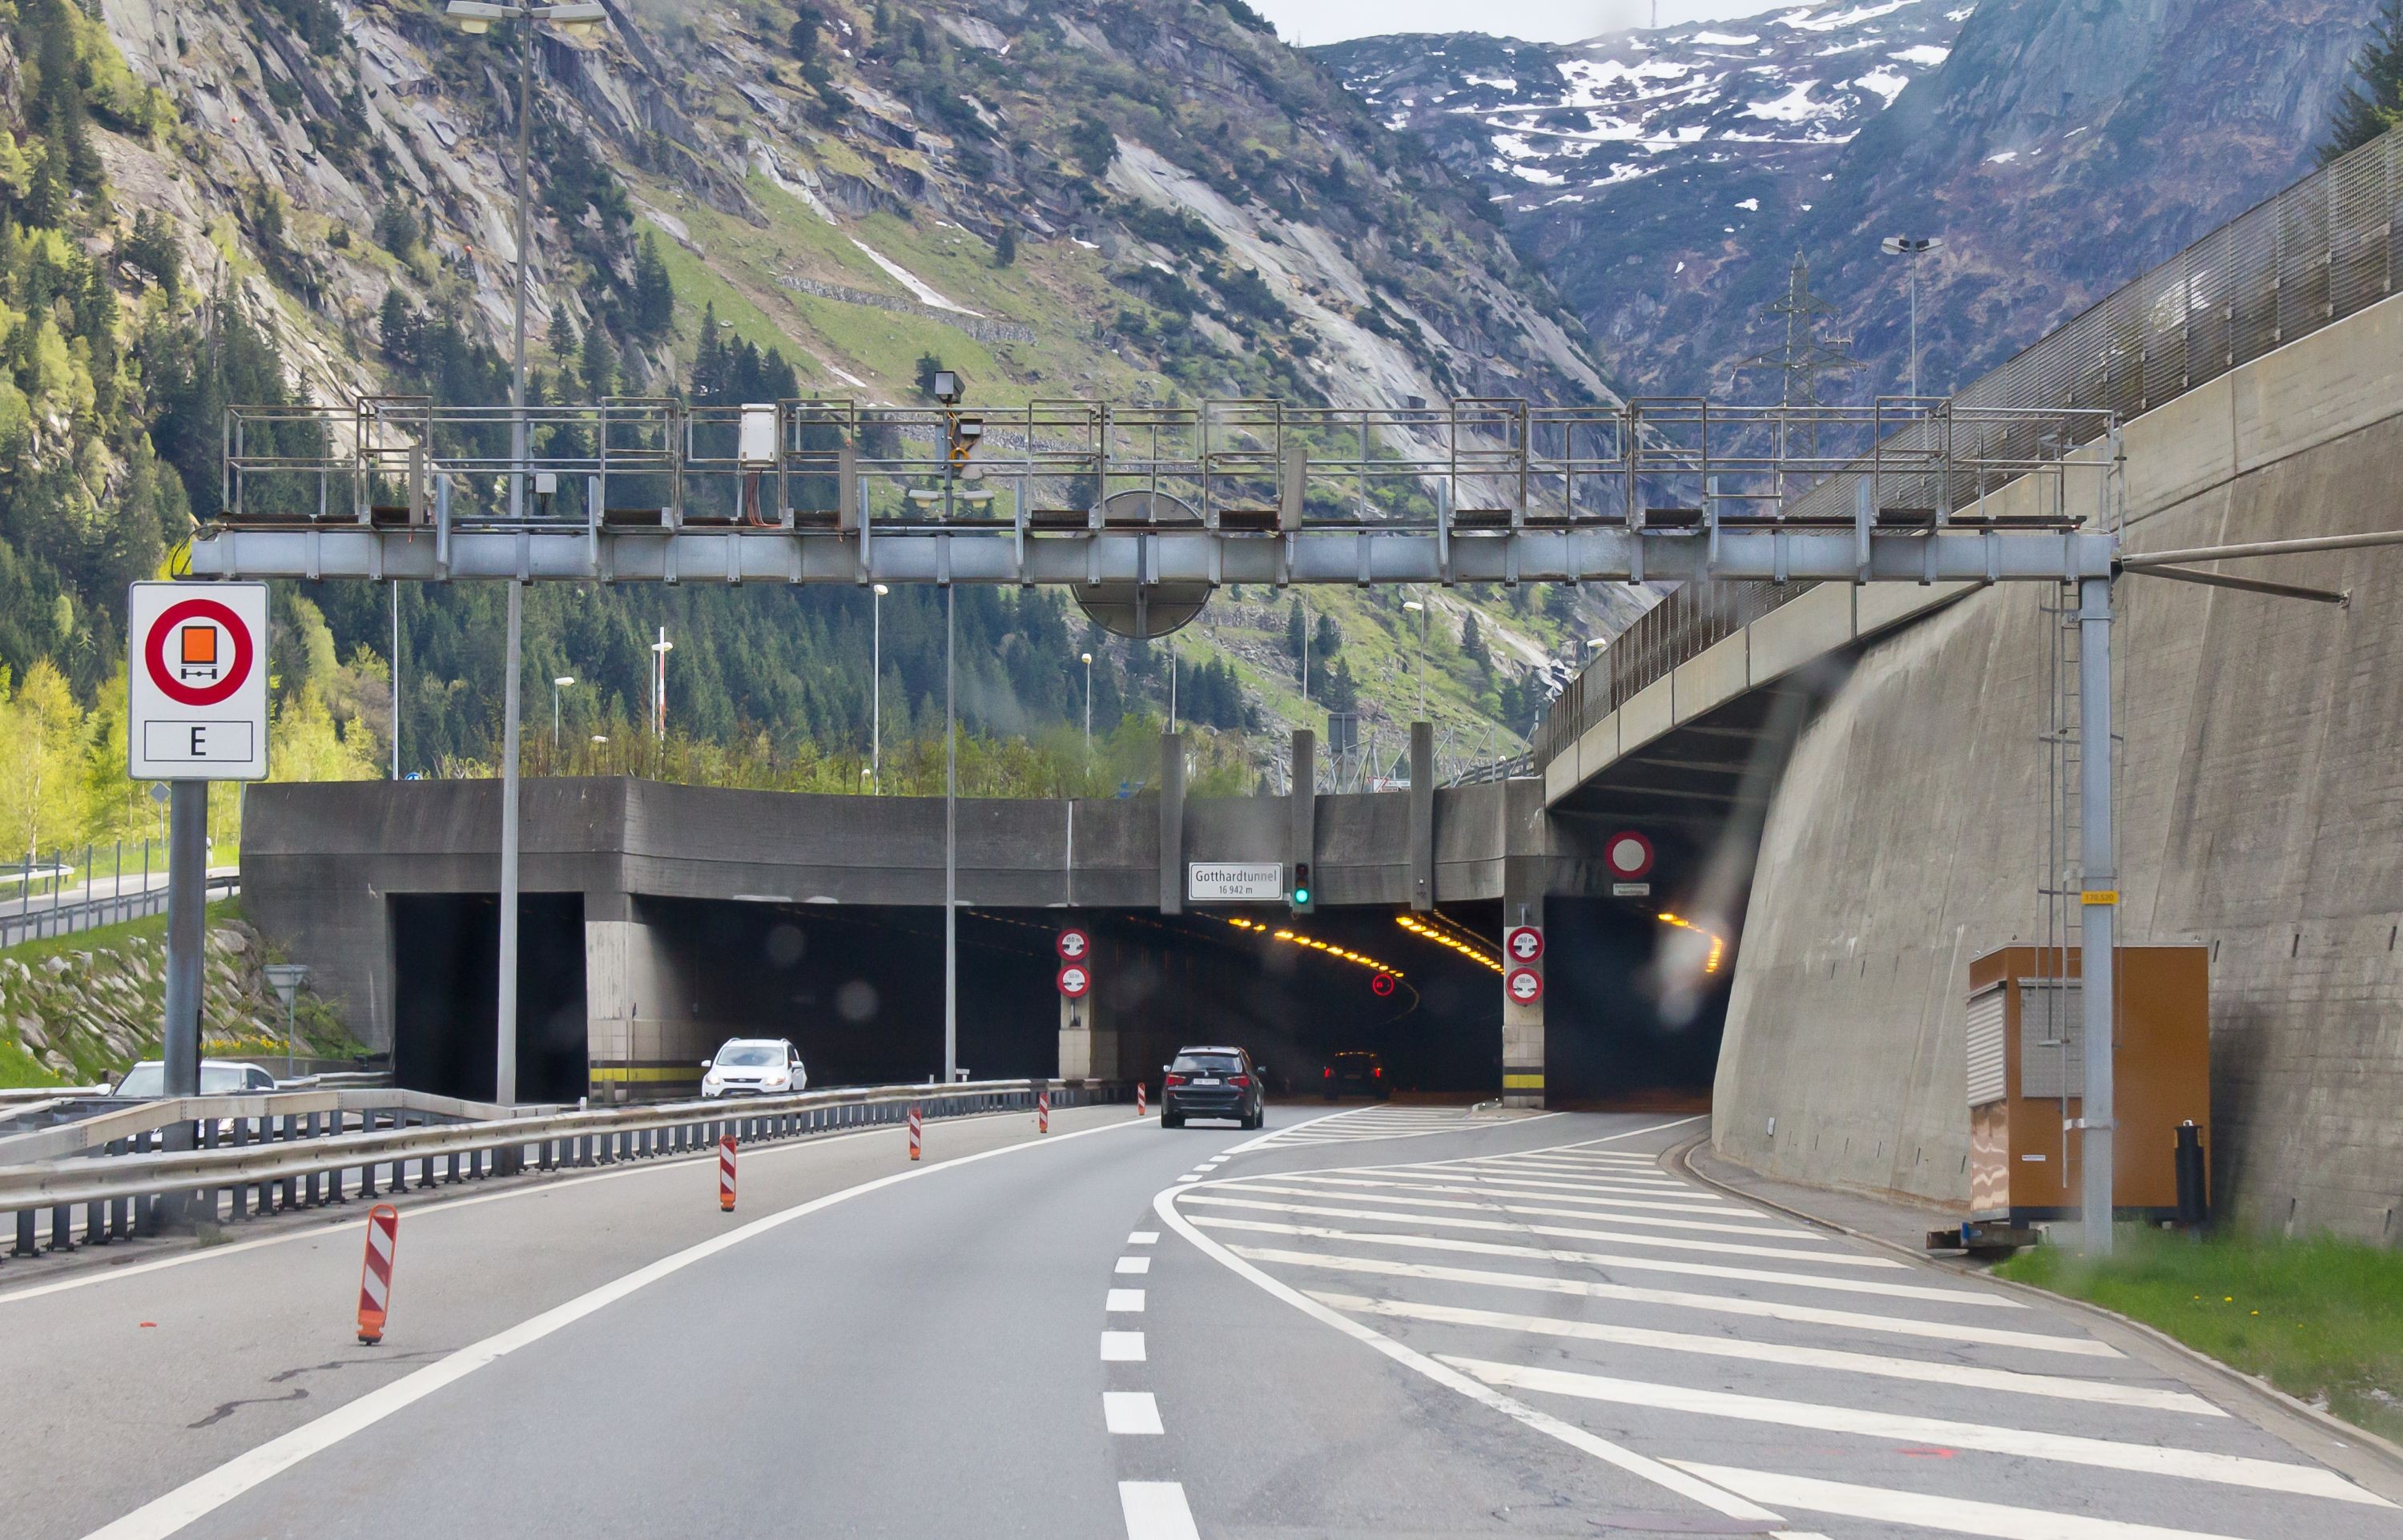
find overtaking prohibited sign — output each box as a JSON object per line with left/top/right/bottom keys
{"left": 128, "top": 583, "right": 269, "bottom": 781}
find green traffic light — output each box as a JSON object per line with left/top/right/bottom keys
{"left": 1293, "top": 888, "right": 1310, "bottom": 905}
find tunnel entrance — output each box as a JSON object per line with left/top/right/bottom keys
{"left": 390, "top": 893, "right": 587, "bottom": 1104}
{"left": 1544, "top": 895, "right": 1728, "bottom": 1110}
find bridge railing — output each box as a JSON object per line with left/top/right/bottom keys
{"left": 0, "top": 1078, "right": 1115, "bottom": 1264}
{"left": 1533, "top": 126, "right": 2403, "bottom": 774}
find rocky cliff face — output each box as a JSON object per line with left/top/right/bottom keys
{"left": 1325, "top": 1, "right": 2388, "bottom": 399}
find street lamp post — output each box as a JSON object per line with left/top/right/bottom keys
{"left": 1881, "top": 235, "right": 1944, "bottom": 398}
{"left": 551, "top": 675, "right": 574, "bottom": 750}
{"left": 1080, "top": 650, "right": 1093, "bottom": 765}
{"left": 944, "top": 585, "right": 957, "bottom": 1084}
{"left": 1403, "top": 597, "right": 1427, "bottom": 718}
{"left": 871, "top": 583, "right": 888, "bottom": 794}
{"left": 444, "top": 0, "right": 607, "bottom": 1110}
{"left": 650, "top": 628, "right": 672, "bottom": 740}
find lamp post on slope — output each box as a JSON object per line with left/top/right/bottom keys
{"left": 1881, "top": 235, "right": 1944, "bottom": 399}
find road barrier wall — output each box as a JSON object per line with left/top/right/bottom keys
{"left": 1713, "top": 287, "right": 2403, "bottom": 1239}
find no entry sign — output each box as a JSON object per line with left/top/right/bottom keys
{"left": 1057, "top": 962, "right": 1093, "bottom": 999}
{"left": 1056, "top": 927, "right": 1091, "bottom": 962}
{"left": 1504, "top": 926, "right": 1544, "bottom": 963}
{"left": 127, "top": 583, "right": 269, "bottom": 781}
{"left": 1504, "top": 967, "right": 1544, "bottom": 1007}
{"left": 1604, "top": 830, "right": 1654, "bottom": 880}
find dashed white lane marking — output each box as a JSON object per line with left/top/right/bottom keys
{"left": 1282, "top": 1172, "right": 1742, "bottom": 1217}
{"left": 71, "top": 1116, "right": 1149, "bottom": 1540}
{"left": 1115, "top": 1256, "right": 1152, "bottom": 1275}
{"left": 1100, "top": 1331, "right": 1146, "bottom": 1362}
{"left": 1307, "top": 1293, "right": 2222, "bottom": 1416}
{"left": 1443, "top": 1357, "right": 2383, "bottom": 1506}
{"left": 1669, "top": 1463, "right": 2266, "bottom": 1540}
{"left": 1226, "top": 1248, "right": 2119, "bottom": 1357}
{"left": 1173, "top": 1176, "right": 1203, "bottom": 1184}
{"left": 1180, "top": 1193, "right": 1897, "bottom": 1267}
{"left": 1103, "top": 1391, "right": 1165, "bottom": 1435}
{"left": 1189, "top": 1216, "right": 2010, "bottom": 1305}
{"left": 1226, "top": 1179, "right": 1808, "bottom": 1240}
{"left": 1117, "top": 1481, "right": 1201, "bottom": 1540}
{"left": 1106, "top": 1289, "right": 1145, "bottom": 1313}
{"left": 1128, "top": 1231, "right": 1160, "bottom": 1245}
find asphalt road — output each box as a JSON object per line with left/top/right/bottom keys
{"left": 3, "top": 1100, "right": 2395, "bottom": 1539}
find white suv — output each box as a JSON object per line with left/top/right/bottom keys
{"left": 701, "top": 1039, "right": 807, "bottom": 1099}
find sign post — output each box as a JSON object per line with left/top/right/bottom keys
{"left": 128, "top": 582, "right": 268, "bottom": 1185}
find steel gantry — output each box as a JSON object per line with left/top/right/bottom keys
{"left": 199, "top": 389, "right": 2133, "bottom": 1248}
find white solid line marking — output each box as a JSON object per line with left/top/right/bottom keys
{"left": 74, "top": 1116, "right": 1145, "bottom": 1540}
{"left": 1117, "top": 1481, "right": 1201, "bottom": 1540}
{"left": 1106, "top": 1289, "right": 1145, "bottom": 1313}
{"left": 1115, "top": 1256, "right": 1152, "bottom": 1274}
{"left": 1582, "top": 1116, "right": 1706, "bottom": 1143}
{"left": 1100, "top": 1330, "right": 1147, "bottom": 1362}
{"left": 1670, "top": 1462, "right": 2270, "bottom": 1540}
{"left": 1306, "top": 1293, "right": 2223, "bottom": 1416}
{"left": 1187, "top": 1216, "right": 2005, "bottom": 1305}
{"left": 1181, "top": 1194, "right": 1896, "bottom": 1267}
{"left": 1285, "top": 1172, "right": 1741, "bottom": 1216}
{"left": 1127, "top": 1231, "right": 1160, "bottom": 1245}
{"left": 1226, "top": 1248, "right": 2118, "bottom": 1357}
{"left": 1234, "top": 1179, "right": 1809, "bottom": 1238}
{"left": 1444, "top": 1357, "right": 2383, "bottom": 1506}
{"left": 1103, "top": 1390, "right": 1165, "bottom": 1435}
{"left": 1442, "top": 1171, "right": 1728, "bottom": 1200}
{"left": 1157, "top": 1186, "right": 1786, "bottom": 1526}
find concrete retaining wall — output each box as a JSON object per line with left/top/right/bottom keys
{"left": 1713, "top": 292, "right": 2403, "bottom": 1240}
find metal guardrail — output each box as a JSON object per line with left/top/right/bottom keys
{"left": 0, "top": 873, "right": 239, "bottom": 949}
{"left": 0, "top": 1078, "right": 1111, "bottom": 1264}
{"left": 1532, "top": 126, "right": 2403, "bottom": 773}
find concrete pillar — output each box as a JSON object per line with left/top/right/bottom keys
{"left": 1058, "top": 951, "right": 1117, "bottom": 1084}
{"left": 1409, "top": 719, "right": 1435, "bottom": 912}
{"left": 1501, "top": 780, "right": 1547, "bottom": 1108}
{"left": 583, "top": 903, "right": 708, "bottom": 1103}
{"left": 1290, "top": 729, "right": 1316, "bottom": 897}
{"left": 1159, "top": 730, "right": 1185, "bottom": 915}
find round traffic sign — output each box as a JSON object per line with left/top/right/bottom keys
{"left": 1371, "top": 972, "right": 1396, "bottom": 997}
{"left": 143, "top": 597, "right": 256, "bottom": 708}
{"left": 1504, "top": 926, "right": 1544, "bottom": 963}
{"left": 1504, "top": 967, "right": 1544, "bottom": 1006}
{"left": 1056, "top": 927, "right": 1091, "bottom": 962}
{"left": 1057, "top": 962, "right": 1092, "bottom": 999}
{"left": 1604, "top": 830, "right": 1655, "bottom": 880}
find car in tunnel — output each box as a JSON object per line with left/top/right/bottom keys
{"left": 700, "top": 1038, "right": 807, "bottom": 1099}
{"left": 1160, "top": 1047, "right": 1265, "bottom": 1129}
{"left": 1322, "top": 1051, "right": 1390, "bottom": 1100}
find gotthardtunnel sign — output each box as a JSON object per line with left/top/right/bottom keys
{"left": 128, "top": 582, "right": 269, "bottom": 781}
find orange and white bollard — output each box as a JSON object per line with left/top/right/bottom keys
{"left": 908, "top": 1105, "right": 923, "bottom": 1161}
{"left": 1038, "top": 1091, "right": 1051, "bottom": 1135}
{"left": 1136, "top": 1084, "right": 1146, "bottom": 1119}
{"left": 355, "top": 1204, "right": 399, "bottom": 1345}
{"left": 718, "top": 1133, "right": 738, "bottom": 1212}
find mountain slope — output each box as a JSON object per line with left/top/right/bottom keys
{"left": 1323, "top": 1, "right": 2387, "bottom": 399}
{"left": 0, "top": 0, "right": 1632, "bottom": 818}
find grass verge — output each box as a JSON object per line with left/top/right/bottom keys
{"left": 1998, "top": 1224, "right": 2403, "bottom": 1444}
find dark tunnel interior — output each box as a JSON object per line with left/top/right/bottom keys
{"left": 384, "top": 891, "right": 1731, "bottom": 1106}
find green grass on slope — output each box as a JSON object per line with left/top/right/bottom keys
{"left": 0, "top": 899, "right": 246, "bottom": 1088}
{"left": 1998, "top": 1225, "right": 2403, "bottom": 1445}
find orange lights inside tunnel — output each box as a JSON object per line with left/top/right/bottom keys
{"left": 1393, "top": 912, "right": 1505, "bottom": 975}
{"left": 1658, "top": 911, "right": 1729, "bottom": 974}
{"left": 1222, "top": 916, "right": 1403, "bottom": 979}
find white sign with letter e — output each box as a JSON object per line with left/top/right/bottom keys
{"left": 127, "top": 582, "right": 270, "bottom": 781}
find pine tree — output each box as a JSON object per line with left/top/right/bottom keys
{"left": 993, "top": 223, "right": 1017, "bottom": 267}
{"left": 2321, "top": 0, "right": 2403, "bottom": 163}
{"left": 582, "top": 322, "right": 616, "bottom": 399}
{"left": 631, "top": 233, "right": 675, "bottom": 338}
{"left": 915, "top": 352, "right": 945, "bottom": 400}
{"left": 1284, "top": 599, "right": 1306, "bottom": 665}
{"left": 1312, "top": 611, "right": 1340, "bottom": 661}
{"left": 1461, "top": 613, "right": 1490, "bottom": 670}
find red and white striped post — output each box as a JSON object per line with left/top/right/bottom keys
{"left": 718, "top": 1133, "right": 737, "bottom": 1212}
{"left": 908, "top": 1105, "right": 923, "bottom": 1162}
{"left": 355, "top": 1204, "right": 399, "bottom": 1345}
{"left": 1038, "top": 1090, "right": 1051, "bottom": 1135}
{"left": 1135, "top": 1083, "right": 1146, "bottom": 1119}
